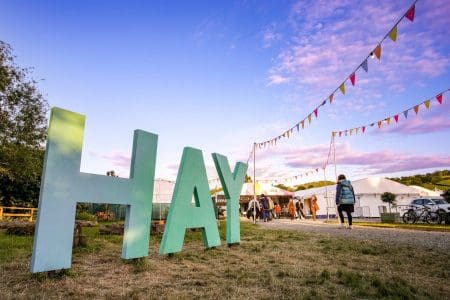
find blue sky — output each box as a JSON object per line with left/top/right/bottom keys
{"left": 1, "top": 0, "right": 449, "bottom": 186}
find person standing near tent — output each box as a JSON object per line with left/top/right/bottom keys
{"left": 335, "top": 174, "right": 356, "bottom": 229}
{"left": 274, "top": 203, "right": 281, "bottom": 219}
{"left": 268, "top": 197, "right": 275, "bottom": 220}
{"left": 247, "top": 198, "right": 260, "bottom": 221}
{"left": 311, "top": 195, "right": 319, "bottom": 220}
{"left": 287, "top": 197, "right": 296, "bottom": 220}
{"left": 259, "top": 194, "right": 270, "bottom": 222}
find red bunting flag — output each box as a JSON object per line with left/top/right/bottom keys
{"left": 329, "top": 93, "right": 334, "bottom": 104}
{"left": 424, "top": 100, "right": 431, "bottom": 109}
{"left": 362, "top": 126, "right": 366, "bottom": 133}
{"left": 377, "top": 121, "right": 382, "bottom": 128}
{"left": 436, "top": 94, "right": 443, "bottom": 104}
{"left": 339, "top": 131, "right": 342, "bottom": 137}
{"left": 374, "top": 44, "right": 382, "bottom": 60}
{"left": 350, "top": 73, "right": 356, "bottom": 86}
{"left": 405, "top": 4, "right": 415, "bottom": 22}
{"left": 414, "top": 105, "right": 419, "bottom": 114}
{"left": 301, "top": 120, "right": 305, "bottom": 129}
{"left": 314, "top": 108, "right": 318, "bottom": 118}
{"left": 394, "top": 114, "right": 399, "bottom": 123}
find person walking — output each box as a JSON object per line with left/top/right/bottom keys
{"left": 335, "top": 174, "right": 356, "bottom": 229}
{"left": 287, "top": 197, "right": 296, "bottom": 221}
{"left": 310, "top": 195, "right": 319, "bottom": 221}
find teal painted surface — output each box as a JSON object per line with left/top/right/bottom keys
{"left": 31, "top": 107, "right": 157, "bottom": 273}
{"left": 159, "top": 147, "right": 221, "bottom": 254}
{"left": 212, "top": 153, "right": 247, "bottom": 244}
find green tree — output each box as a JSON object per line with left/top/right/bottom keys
{"left": 381, "top": 192, "right": 396, "bottom": 213}
{"left": 0, "top": 41, "right": 48, "bottom": 207}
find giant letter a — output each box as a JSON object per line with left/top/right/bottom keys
{"left": 31, "top": 107, "right": 157, "bottom": 273}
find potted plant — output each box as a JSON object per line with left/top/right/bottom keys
{"left": 380, "top": 192, "right": 400, "bottom": 223}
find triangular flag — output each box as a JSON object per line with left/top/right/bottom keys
{"left": 374, "top": 44, "right": 382, "bottom": 60}
{"left": 307, "top": 114, "right": 312, "bottom": 123}
{"left": 388, "top": 26, "right": 398, "bottom": 42}
{"left": 315, "top": 168, "right": 318, "bottom": 172}
{"left": 436, "top": 94, "right": 443, "bottom": 104}
{"left": 350, "top": 73, "right": 356, "bottom": 86}
{"left": 321, "top": 100, "right": 326, "bottom": 106}
{"left": 344, "top": 130, "right": 348, "bottom": 136}
{"left": 301, "top": 120, "right": 305, "bottom": 129}
{"left": 355, "top": 128, "right": 359, "bottom": 135}
{"left": 361, "top": 59, "right": 368, "bottom": 72}
{"left": 349, "top": 129, "right": 353, "bottom": 135}
{"left": 403, "top": 110, "right": 409, "bottom": 119}
{"left": 332, "top": 131, "right": 336, "bottom": 137}
{"left": 296, "top": 123, "right": 300, "bottom": 132}
{"left": 329, "top": 93, "right": 334, "bottom": 104}
{"left": 339, "top": 131, "right": 342, "bottom": 137}
{"left": 286, "top": 131, "right": 290, "bottom": 138}
{"left": 394, "top": 114, "right": 399, "bottom": 123}
{"left": 314, "top": 108, "right": 318, "bottom": 118}
{"left": 405, "top": 4, "right": 415, "bottom": 22}
{"left": 370, "top": 123, "right": 375, "bottom": 127}
{"left": 339, "top": 82, "right": 346, "bottom": 95}
{"left": 362, "top": 126, "right": 366, "bottom": 133}
{"left": 414, "top": 105, "right": 419, "bottom": 114}
{"left": 386, "top": 117, "right": 391, "bottom": 125}
{"left": 424, "top": 100, "right": 431, "bottom": 109}
{"left": 377, "top": 121, "right": 382, "bottom": 128}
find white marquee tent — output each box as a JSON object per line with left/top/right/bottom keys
{"left": 293, "top": 177, "right": 429, "bottom": 218}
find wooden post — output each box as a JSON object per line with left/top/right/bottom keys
{"left": 0, "top": 207, "right": 3, "bottom": 220}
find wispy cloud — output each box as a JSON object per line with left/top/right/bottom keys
{"left": 283, "top": 143, "right": 450, "bottom": 174}
{"left": 89, "top": 150, "right": 131, "bottom": 171}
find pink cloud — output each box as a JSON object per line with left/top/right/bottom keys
{"left": 90, "top": 150, "right": 131, "bottom": 169}
{"left": 283, "top": 143, "right": 450, "bottom": 174}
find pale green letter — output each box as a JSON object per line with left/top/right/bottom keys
{"left": 160, "top": 147, "right": 221, "bottom": 254}
{"left": 212, "top": 153, "right": 247, "bottom": 245}
{"left": 31, "top": 107, "right": 157, "bottom": 272}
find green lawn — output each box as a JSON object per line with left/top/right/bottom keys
{"left": 1, "top": 221, "right": 449, "bottom": 299}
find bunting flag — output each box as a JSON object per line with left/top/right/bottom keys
{"left": 253, "top": 0, "right": 419, "bottom": 149}
{"left": 332, "top": 131, "right": 337, "bottom": 137}
{"left": 373, "top": 44, "right": 382, "bottom": 60}
{"left": 339, "top": 83, "right": 346, "bottom": 95}
{"left": 361, "top": 59, "right": 368, "bottom": 72}
{"left": 332, "top": 89, "right": 449, "bottom": 139}
{"left": 388, "top": 26, "right": 398, "bottom": 42}
{"left": 350, "top": 73, "right": 356, "bottom": 86}
{"left": 405, "top": 4, "right": 415, "bottom": 22}
{"left": 301, "top": 120, "right": 305, "bottom": 129}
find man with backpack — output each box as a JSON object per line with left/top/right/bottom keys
{"left": 335, "top": 174, "right": 356, "bottom": 229}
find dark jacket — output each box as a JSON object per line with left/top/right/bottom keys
{"left": 335, "top": 179, "right": 355, "bottom": 205}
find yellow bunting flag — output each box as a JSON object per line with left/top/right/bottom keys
{"left": 374, "top": 44, "right": 382, "bottom": 60}
{"left": 414, "top": 105, "right": 419, "bottom": 114}
{"left": 386, "top": 117, "right": 391, "bottom": 125}
{"left": 339, "top": 83, "right": 345, "bottom": 95}
{"left": 307, "top": 114, "right": 312, "bottom": 124}
{"left": 377, "top": 121, "right": 382, "bottom": 128}
{"left": 388, "top": 26, "right": 398, "bottom": 42}
{"left": 424, "top": 100, "right": 431, "bottom": 109}
{"left": 355, "top": 128, "right": 359, "bottom": 135}
{"left": 332, "top": 131, "right": 336, "bottom": 137}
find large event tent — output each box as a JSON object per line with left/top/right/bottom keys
{"left": 293, "top": 177, "right": 434, "bottom": 218}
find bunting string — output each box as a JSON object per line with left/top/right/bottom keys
{"left": 254, "top": 0, "right": 418, "bottom": 150}
{"left": 332, "top": 89, "right": 448, "bottom": 138}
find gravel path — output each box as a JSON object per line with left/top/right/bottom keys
{"left": 255, "top": 219, "right": 450, "bottom": 252}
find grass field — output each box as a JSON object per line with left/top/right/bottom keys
{"left": 1, "top": 221, "right": 449, "bottom": 299}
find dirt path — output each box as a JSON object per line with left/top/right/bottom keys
{"left": 255, "top": 218, "right": 450, "bottom": 252}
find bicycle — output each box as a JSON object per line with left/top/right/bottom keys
{"left": 402, "top": 205, "right": 441, "bottom": 224}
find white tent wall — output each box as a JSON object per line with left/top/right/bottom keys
{"left": 294, "top": 177, "right": 423, "bottom": 218}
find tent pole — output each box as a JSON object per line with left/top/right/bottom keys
{"left": 253, "top": 143, "right": 257, "bottom": 224}
{"left": 323, "top": 168, "right": 329, "bottom": 221}
{"left": 333, "top": 135, "right": 337, "bottom": 180}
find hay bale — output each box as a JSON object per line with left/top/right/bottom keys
{"left": 5, "top": 222, "right": 35, "bottom": 235}
{"left": 99, "top": 223, "right": 124, "bottom": 235}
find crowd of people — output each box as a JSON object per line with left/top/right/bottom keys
{"left": 246, "top": 194, "right": 319, "bottom": 222}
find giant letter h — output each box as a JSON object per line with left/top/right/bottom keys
{"left": 31, "top": 107, "right": 157, "bottom": 272}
